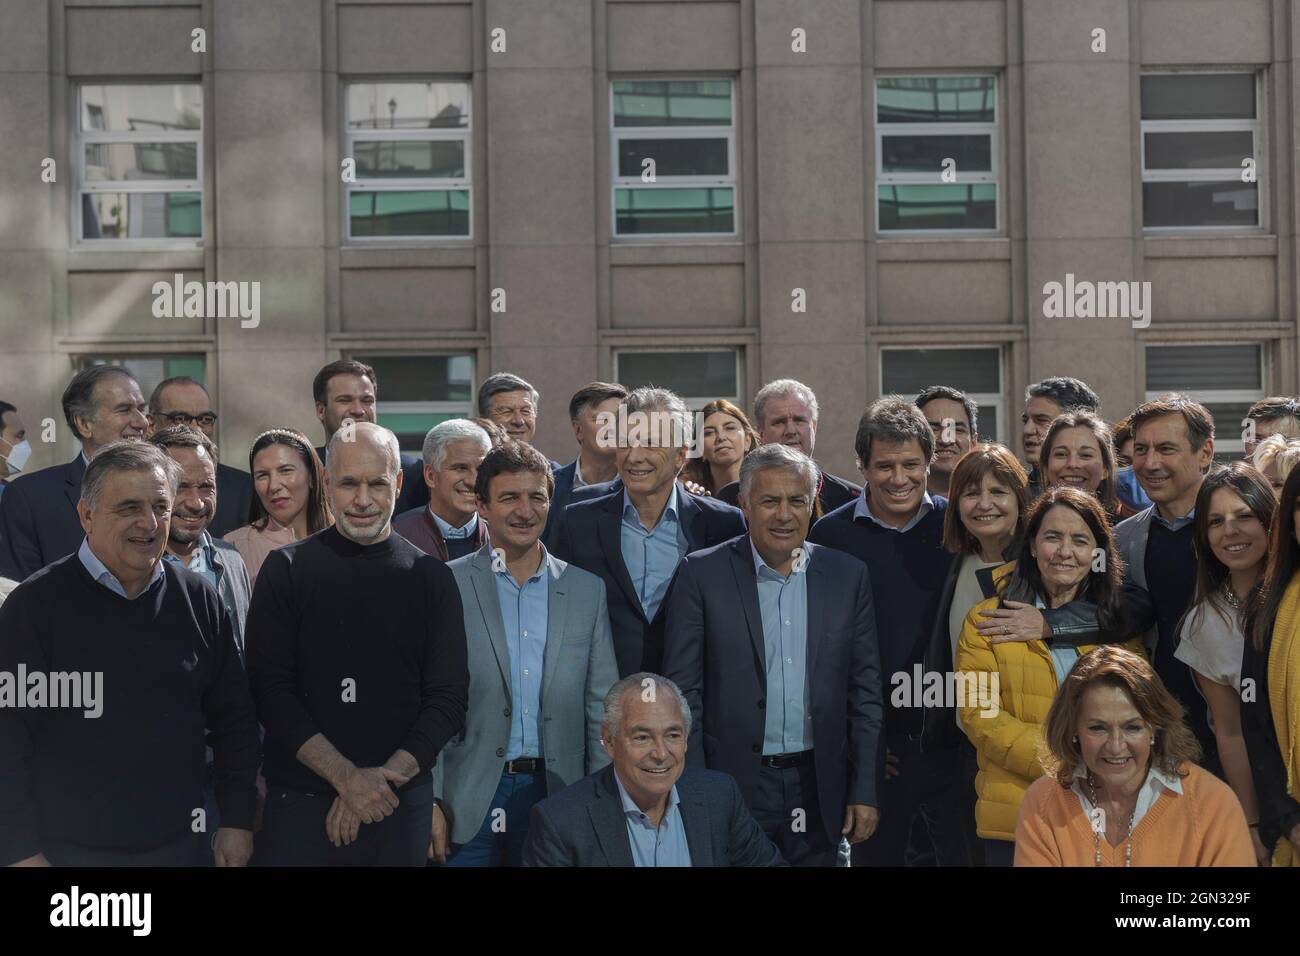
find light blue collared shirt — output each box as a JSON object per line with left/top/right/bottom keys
{"left": 614, "top": 770, "right": 693, "bottom": 867}
{"left": 1035, "top": 595, "right": 1080, "bottom": 684}
{"left": 431, "top": 508, "right": 479, "bottom": 541}
{"left": 78, "top": 538, "right": 164, "bottom": 599}
{"left": 854, "top": 489, "right": 935, "bottom": 534}
{"left": 620, "top": 485, "right": 688, "bottom": 621}
{"left": 1071, "top": 762, "right": 1184, "bottom": 831}
{"left": 161, "top": 531, "right": 218, "bottom": 590}
{"left": 494, "top": 547, "right": 553, "bottom": 760}
{"left": 1152, "top": 506, "right": 1196, "bottom": 532}
{"left": 750, "top": 540, "right": 813, "bottom": 755}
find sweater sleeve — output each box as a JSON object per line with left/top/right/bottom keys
{"left": 1195, "top": 771, "right": 1259, "bottom": 867}
{"left": 956, "top": 606, "right": 1044, "bottom": 782}
{"left": 203, "top": 599, "right": 260, "bottom": 831}
{"left": 0, "top": 589, "right": 44, "bottom": 865}
{"left": 245, "top": 549, "right": 323, "bottom": 758}
{"left": 1012, "top": 779, "right": 1066, "bottom": 867}
{"left": 1240, "top": 642, "right": 1300, "bottom": 847}
{"left": 398, "top": 558, "right": 469, "bottom": 773}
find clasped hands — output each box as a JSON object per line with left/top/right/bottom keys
{"left": 325, "top": 763, "right": 411, "bottom": 847}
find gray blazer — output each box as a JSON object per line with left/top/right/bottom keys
{"left": 1112, "top": 506, "right": 1157, "bottom": 651}
{"left": 433, "top": 544, "right": 619, "bottom": 845}
{"left": 210, "top": 536, "right": 252, "bottom": 659}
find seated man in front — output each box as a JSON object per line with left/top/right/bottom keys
{"left": 521, "top": 672, "right": 783, "bottom": 867}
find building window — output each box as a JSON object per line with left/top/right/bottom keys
{"left": 349, "top": 353, "right": 474, "bottom": 452}
{"left": 78, "top": 354, "right": 207, "bottom": 401}
{"left": 1144, "top": 343, "right": 1263, "bottom": 457}
{"left": 611, "top": 79, "right": 736, "bottom": 238}
{"left": 344, "top": 82, "right": 472, "bottom": 240}
{"left": 875, "top": 76, "right": 998, "bottom": 234}
{"left": 76, "top": 84, "right": 203, "bottom": 244}
{"left": 880, "top": 346, "right": 1004, "bottom": 441}
{"left": 1140, "top": 72, "right": 1260, "bottom": 230}
{"left": 613, "top": 349, "right": 740, "bottom": 409}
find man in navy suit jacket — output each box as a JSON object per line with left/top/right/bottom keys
{"left": 0, "top": 365, "right": 151, "bottom": 581}
{"left": 521, "top": 673, "right": 782, "bottom": 867}
{"left": 542, "top": 382, "right": 627, "bottom": 547}
{"left": 663, "top": 444, "right": 883, "bottom": 866}
{"left": 551, "top": 387, "right": 745, "bottom": 677}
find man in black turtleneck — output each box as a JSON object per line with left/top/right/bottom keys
{"left": 247, "top": 422, "right": 469, "bottom": 866}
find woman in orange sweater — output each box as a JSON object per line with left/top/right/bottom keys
{"left": 1015, "top": 645, "right": 1254, "bottom": 866}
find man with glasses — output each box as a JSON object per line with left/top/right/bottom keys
{"left": 148, "top": 377, "right": 252, "bottom": 538}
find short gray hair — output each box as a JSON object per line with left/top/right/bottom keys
{"left": 624, "top": 386, "right": 692, "bottom": 449}
{"left": 62, "top": 364, "right": 138, "bottom": 437}
{"left": 753, "top": 378, "right": 819, "bottom": 430}
{"left": 81, "top": 440, "right": 180, "bottom": 511}
{"left": 739, "top": 442, "right": 819, "bottom": 502}
{"left": 602, "top": 672, "right": 692, "bottom": 737}
{"left": 421, "top": 419, "right": 491, "bottom": 471}
{"left": 477, "top": 373, "right": 539, "bottom": 416}
{"left": 327, "top": 421, "right": 401, "bottom": 476}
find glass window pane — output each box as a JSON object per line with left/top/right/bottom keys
{"left": 1144, "top": 131, "right": 1253, "bottom": 169}
{"left": 1146, "top": 345, "right": 1260, "bottom": 391}
{"left": 877, "top": 76, "right": 995, "bottom": 124}
{"left": 882, "top": 348, "right": 1001, "bottom": 395}
{"left": 615, "top": 187, "right": 734, "bottom": 234}
{"left": 81, "top": 191, "right": 201, "bottom": 239}
{"left": 353, "top": 140, "right": 465, "bottom": 178}
{"left": 81, "top": 84, "right": 202, "bottom": 131}
{"left": 878, "top": 184, "right": 996, "bottom": 230}
{"left": 375, "top": 412, "right": 464, "bottom": 454}
{"left": 82, "top": 355, "right": 206, "bottom": 402}
{"left": 1140, "top": 74, "right": 1255, "bottom": 120}
{"left": 881, "top": 134, "right": 991, "bottom": 173}
{"left": 977, "top": 405, "right": 999, "bottom": 443}
{"left": 349, "top": 189, "right": 469, "bottom": 237}
{"left": 84, "top": 142, "right": 198, "bottom": 182}
{"left": 617, "top": 137, "right": 729, "bottom": 177}
{"left": 1142, "top": 181, "right": 1257, "bottom": 227}
{"left": 352, "top": 354, "right": 475, "bottom": 404}
{"left": 346, "top": 82, "right": 469, "bottom": 130}
{"left": 613, "top": 80, "right": 732, "bottom": 127}
{"left": 617, "top": 351, "right": 737, "bottom": 400}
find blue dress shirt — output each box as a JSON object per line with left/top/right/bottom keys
{"left": 620, "top": 485, "right": 687, "bottom": 621}
{"left": 614, "top": 771, "right": 693, "bottom": 867}
{"left": 78, "top": 538, "right": 164, "bottom": 599}
{"left": 494, "top": 547, "right": 553, "bottom": 760}
{"left": 1152, "top": 506, "right": 1195, "bottom": 532}
{"left": 161, "top": 531, "right": 218, "bottom": 590}
{"left": 854, "top": 489, "right": 935, "bottom": 533}
{"left": 431, "top": 508, "right": 479, "bottom": 540}
{"left": 750, "top": 540, "right": 813, "bottom": 755}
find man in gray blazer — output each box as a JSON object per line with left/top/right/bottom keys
{"left": 431, "top": 440, "right": 619, "bottom": 866}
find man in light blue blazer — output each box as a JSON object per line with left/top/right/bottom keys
{"left": 431, "top": 440, "right": 619, "bottom": 866}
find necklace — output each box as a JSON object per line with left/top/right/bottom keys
{"left": 1088, "top": 773, "right": 1136, "bottom": 867}
{"left": 1219, "top": 579, "right": 1245, "bottom": 609}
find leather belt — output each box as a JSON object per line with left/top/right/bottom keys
{"left": 760, "top": 749, "right": 814, "bottom": 770}
{"left": 503, "top": 757, "right": 546, "bottom": 774}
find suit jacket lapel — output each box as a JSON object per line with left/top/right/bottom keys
{"left": 677, "top": 482, "right": 705, "bottom": 550}
{"left": 678, "top": 776, "right": 714, "bottom": 866}
{"left": 423, "top": 509, "right": 450, "bottom": 562}
{"left": 596, "top": 494, "right": 646, "bottom": 624}
{"left": 541, "top": 559, "right": 569, "bottom": 704}
{"left": 805, "top": 544, "right": 827, "bottom": 677}
{"left": 728, "top": 538, "right": 767, "bottom": 679}
{"left": 590, "top": 767, "right": 635, "bottom": 867}
{"left": 468, "top": 550, "right": 512, "bottom": 697}
{"left": 64, "top": 454, "right": 86, "bottom": 510}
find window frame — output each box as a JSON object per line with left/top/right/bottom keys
{"left": 73, "top": 82, "right": 205, "bottom": 249}
{"left": 878, "top": 344, "right": 1006, "bottom": 443}
{"left": 342, "top": 79, "right": 474, "bottom": 244}
{"left": 874, "top": 73, "right": 1001, "bottom": 237}
{"left": 612, "top": 346, "right": 743, "bottom": 409}
{"left": 345, "top": 351, "right": 477, "bottom": 452}
{"left": 1139, "top": 69, "right": 1264, "bottom": 234}
{"left": 1143, "top": 342, "right": 1266, "bottom": 456}
{"left": 609, "top": 77, "right": 739, "bottom": 240}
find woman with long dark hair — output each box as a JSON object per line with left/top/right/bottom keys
{"left": 1174, "top": 463, "right": 1275, "bottom": 865}
{"left": 1039, "top": 411, "right": 1121, "bottom": 520}
{"left": 1242, "top": 463, "right": 1300, "bottom": 865}
{"left": 682, "top": 399, "right": 760, "bottom": 498}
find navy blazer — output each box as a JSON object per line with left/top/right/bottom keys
{"left": 551, "top": 483, "right": 746, "bottom": 677}
{"left": 541, "top": 459, "right": 619, "bottom": 549}
{"left": 316, "top": 445, "right": 429, "bottom": 515}
{"left": 662, "top": 536, "right": 884, "bottom": 837}
{"left": 0, "top": 455, "right": 87, "bottom": 581}
{"left": 212, "top": 463, "right": 253, "bottom": 539}
{"left": 521, "top": 765, "right": 783, "bottom": 867}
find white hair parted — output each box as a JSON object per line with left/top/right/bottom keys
{"left": 326, "top": 420, "right": 401, "bottom": 476}
{"left": 753, "top": 378, "right": 819, "bottom": 430}
{"left": 602, "top": 672, "right": 692, "bottom": 738}
{"left": 738, "top": 442, "right": 819, "bottom": 502}
{"left": 80, "top": 440, "right": 180, "bottom": 511}
{"left": 421, "top": 419, "right": 491, "bottom": 471}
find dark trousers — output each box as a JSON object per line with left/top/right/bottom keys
{"left": 748, "top": 760, "right": 835, "bottom": 867}
{"left": 441, "top": 770, "right": 547, "bottom": 867}
{"left": 259, "top": 780, "right": 434, "bottom": 867}
{"left": 44, "top": 830, "right": 212, "bottom": 867}
{"left": 982, "top": 837, "right": 1015, "bottom": 867}
{"left": 854, "top": 744, "right": 978, "bottom": 867}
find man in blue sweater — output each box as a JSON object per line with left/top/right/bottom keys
{"left": 807, "top": 397, "right": 975, "bottom": 866}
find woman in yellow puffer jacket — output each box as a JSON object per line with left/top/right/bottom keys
{"left": 957, "top": 486, "right": 1146, "bottom": 866}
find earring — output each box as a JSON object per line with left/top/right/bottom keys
{"left": 1071, "top": 735, "right": 1078, "bottom": 744}
{"left": 1150, "top": 738, "right": 1156, "bottom": 745}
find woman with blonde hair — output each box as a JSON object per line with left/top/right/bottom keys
{"left": 1250, "top": 432, "right": 1300, "bottom": 497}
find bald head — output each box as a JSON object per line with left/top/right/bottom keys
{"left": 325, "top": 421, "right": 403, "bottom": 544}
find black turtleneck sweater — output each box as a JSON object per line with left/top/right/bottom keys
{"left": 246, "top": 526, "right": 469, "bottom": 794}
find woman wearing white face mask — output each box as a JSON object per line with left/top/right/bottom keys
{"left": 0, "top": 401, "right": 31, "bottom": 502}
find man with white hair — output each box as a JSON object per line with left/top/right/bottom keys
{"left": 393, "top": 419, "right": 492, "bottom": 561}
{"left": 663, "top": 443, "right": 882, "bottom": 866}
{"left": 0, "top": 440, "right": 259, "bottom": 866}
{"left": 553, "top": 387, "right": 746, "bottom": 676}
{"left": 246, "top": 422, "right": 469, "bottom": 866}
{"left": 521, "top": 672, "right": 782, "bottom": 867}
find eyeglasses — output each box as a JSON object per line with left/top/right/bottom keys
{"left": 156, "top": 412, "right": 218, "bottom": 428}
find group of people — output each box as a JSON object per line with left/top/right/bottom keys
{"left": 0, "top": 361, "right": 1296, "bottom": 868}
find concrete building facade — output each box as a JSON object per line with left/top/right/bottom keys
{"left": 0, "top": 0, "right": 1296, "bottom": 479}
